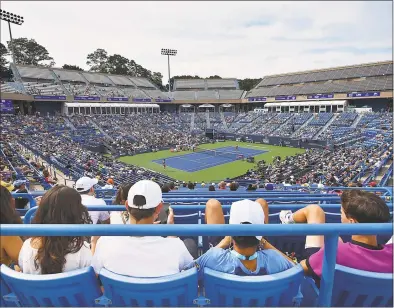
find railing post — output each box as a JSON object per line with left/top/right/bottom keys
{"left": 318, "top": 234, "right": 338, "bottom": 307}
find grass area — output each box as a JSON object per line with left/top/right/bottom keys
{"left": 118, "top": 141, "right": 305, "bottom": 183}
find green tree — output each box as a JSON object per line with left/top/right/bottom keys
{"left": 62, "top": 64, "right": 83, "bottom": 71}
{"left": 7, "top": 38, "right": 54, "bottom": 66}
{"left": 86, "top": 48, "right": 109, "bottom": 73}
{"left": 207, "top": 75, "right": 222, "bottom": 79}
{"left": 238, "top": 78, "right": 261, "bottom": 91}
{"left": 107, "top": 54, "right": 130, "bottom": 75}
{"left": 86, "top": 49, "right": 165, "bottom": 88}
{"left": 0, "top": 42, "right": 12, "bottom": 80}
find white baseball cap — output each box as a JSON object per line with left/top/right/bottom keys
{"left": 127, "top": 180, "right": 162, "bottom": 209}
{"left": 75, "top": 176, "right": 98, "bottom": 192}
{"left": 229, "top": 199, "right": 265, "bottom": 240}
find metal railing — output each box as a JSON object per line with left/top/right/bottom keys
{"left": 1, "top": 223, "right": 392, "bottom": 307}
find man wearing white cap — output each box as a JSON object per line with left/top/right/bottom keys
{"left": 91, "top": 180, "right": 194, "bottom": 277}
{"left": 184, "top": 199, "right": 294, "bottom": 278}
{"left": 75, "top": 176, "right": 110, "bottom": 225}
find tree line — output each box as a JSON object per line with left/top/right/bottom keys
{"left": 0, "top": 38, "right": 261, "bottom": 91}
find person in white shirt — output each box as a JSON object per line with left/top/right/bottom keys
{"left": 91, "top": 180, "right": 194, "bottom": 277}
{"left": 110, "top": 183, "right": 132, "bottom": 225}
{"left": 75, "top": 176, "right": 110, "bottom": 224}
{"left": 18, "top": 185, "right": 92, "bottom": 274}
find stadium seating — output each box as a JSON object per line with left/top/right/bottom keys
{"left": 0, "top": 265, "right": 102, "bottom": 307}
{"left": 1, "top": 222, "right": 391, "bottom": 307}
{"left": 203, "top": 266, "right": 304, "bottom": 307}
{"left": 97, "top": 268, "right": 198, "bottom": 307}
{"left": 300, "top": 265, "right": 393, "bottom": 307}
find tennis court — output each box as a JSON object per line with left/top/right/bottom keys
{"left": 152, "top": 146, "right": 267, "bottom": 172}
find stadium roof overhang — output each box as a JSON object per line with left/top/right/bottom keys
{"left": 264, "top": 100, "right": 347, "bottom": 107}
{"left": 198, "top": 104, "right": 215, "bottom": 108}
{"left": 65, "top": 102, "right": 159, "bottom": 108}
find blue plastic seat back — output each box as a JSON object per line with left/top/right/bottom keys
{"left": 174, "top": 212, "right": 200, "bottom": 224}
{"left": 332, "top": 265, "right": 393, "bottom": 307}
{"left": 0, "top": 274, "right": 19, "bottom": 307}
{"left": 203, "top": 265, "right": 304, "bottom": 307}
{"left": 98, "top": 268, "right": 198, "bottom": 307}
{"left": 301, "top": 264, "right": 393, "bottom": 307}
{"left": 0, "top": 265, "right": 102, "bottom": 307}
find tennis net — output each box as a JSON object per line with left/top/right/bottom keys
{"left": 194, "top": 147, "right": 244, "bottom": 159}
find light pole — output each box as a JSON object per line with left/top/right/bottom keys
{"left": 161, "top": 48, "right": 177, "bottom": 94}
{"left": 0, "top": 9, "right": 24, "bottom": 64}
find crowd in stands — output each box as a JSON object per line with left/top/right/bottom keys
{"left": 237, "top": 138, "right": 392, "bottom": 187}
{"left": 1, "top": 178, "right": 392, "bottom": 300}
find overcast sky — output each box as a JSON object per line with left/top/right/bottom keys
{"left": 1, "top": 1, "right": 392, "bottom": 83}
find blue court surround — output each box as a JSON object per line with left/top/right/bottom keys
{"left": 153, "top": 146, "right": 267, "bottom": 172}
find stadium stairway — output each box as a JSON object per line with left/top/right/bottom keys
{"left": 63, "top": 117, "right": 77, "bottom": 131}
{"left": 271, "top": 113, "right": 295, "bottom": 135}
{"left": 220, "top": 112, "right": 229, "bottom": 130}
{"left": 88, "top": 118, "right": 114, "bottom": 141}
{"left": 290, "top": 115, "right": 314, "bottom": 137}
{"left": 350, "top": 113, "right": 364, "bottom": 128}
{"left": 313, "top": 113, "right": 338, "bottom": 139}
{"left": 190, "top": 113, "right": 195, "bottom": 132}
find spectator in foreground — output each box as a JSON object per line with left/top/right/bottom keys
{"left": 184, "top": 199, "right": 294, "bottom": 278}
{"left": 75, "top": 176, "right": 110, "bottom": 224}
{"left": 110, "top": 183, "right": 132, "bottom": 224}
{"left": 91, "top": 180, "right": 194, "bottom": 277}
{"left": 0, "top": 186, "right": 23, "bottom": 268}
{"left": 18, "top": 186, "right": 93, "bottom": 274}
{"left": 279, "top": 190, "right": 393, "bottom": 285}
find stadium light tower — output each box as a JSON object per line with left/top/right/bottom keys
{"left": 161, "top": 48, "right": 177, "bottom": 94}
{"left": 0, "top": 9, "right": 24, "bottom": 64}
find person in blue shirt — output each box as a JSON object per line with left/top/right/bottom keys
{"left": 184, "top": 199, "right": 295, "bottom": 279}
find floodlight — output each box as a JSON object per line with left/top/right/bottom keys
{"left": 161, "top": 48, "right": 178, "bottom": 93}
{"left": 0, "top": 9, "right": 25, "bottom": 63}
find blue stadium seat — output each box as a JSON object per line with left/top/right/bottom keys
{"left": 203, "top": 265, "right": 304, "bottom": 307}
{"left": 0, "top": 265, "right": 102, "bottom": 307}
{"left": 97, "top": 268, "right": 198, "bottom": 307}
{"left": 300, "top": 264, "right": 393, "bottom": 307}
{"left": 0, "top": 274, "right": 19, "bottom": 307}
{"left": 174, "top": 212, "right": 200, "bottom": 224}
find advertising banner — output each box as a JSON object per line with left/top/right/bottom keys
{"left": 307, "top": 94, "right": 334, "bottom": 99}
{"left": 74, "top": 96, "right": 101, "bottom": 101}
{"left": 33, "top": 95, "right": 67, "bottom": 100}
{"left": 347, "top": 92, "right": 380, "bottom": 98}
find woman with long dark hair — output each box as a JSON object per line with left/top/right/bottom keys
{"left": 110, "top": 183, "right": 132, "bottom": 224}
{"left": 18, "top": 185, "right": 93, "bottom": 274}
{"left": 0, "top": 186, "right": 23, "bottom": 267}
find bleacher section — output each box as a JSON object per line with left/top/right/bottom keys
{"left": 247, "top": 61, "right": 393, "bottom": 98}
{"left": 9, "top": 65, "right": 167, "bottom": 100}
{"left": 172, "top": 78, "right": 244, "bottom": 100}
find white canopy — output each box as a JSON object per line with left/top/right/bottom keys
{"left": 264, "top": 100, "right": 347, "bottom": 107}
{"left": 198, "top": 104, "right": 215, "bottom": 108}
{"left": 181, "top": 104, "right": 193, "bottom": 108}
{"left": 221, "top": 104, "right": 233, "bottom": 108}
{"left": 65, "top": 102, "right": 159, "bottom": 108}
